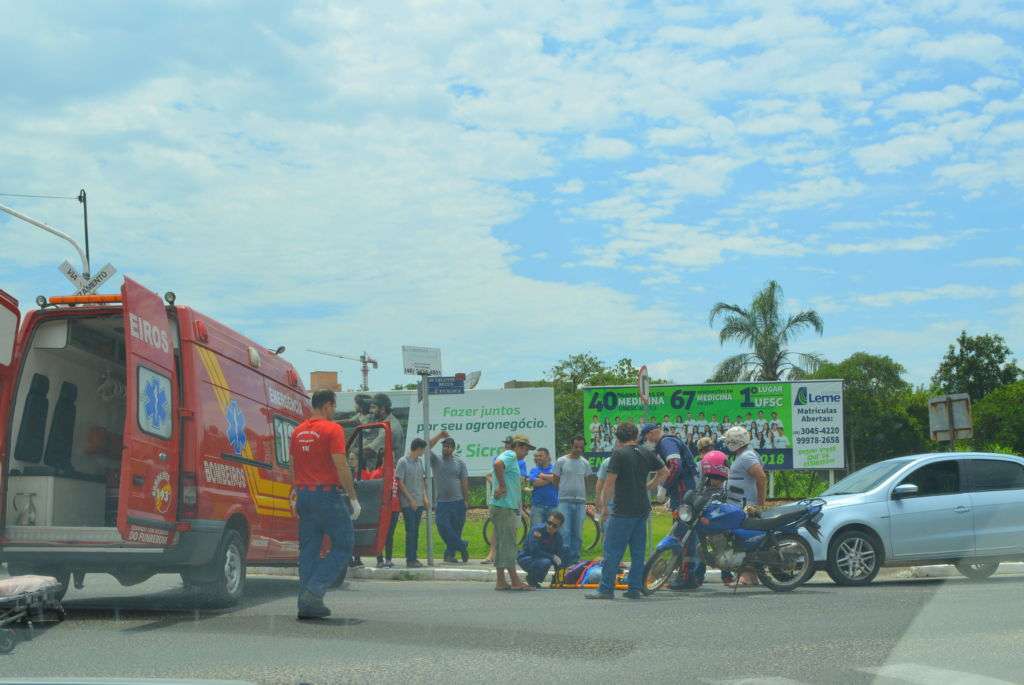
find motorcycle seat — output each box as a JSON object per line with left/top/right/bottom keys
{"left": 740, "top": 509, "right": 806, "bottom": 531}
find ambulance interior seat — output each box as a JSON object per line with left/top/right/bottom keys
{"left": 43, "top": 381, "right": 78, "bottom": 473}
{"left": 12, "top": 373, "right": 50, "bottom": 464}
{"left": 350, "top": 438, "right": 384, "bottom": 548}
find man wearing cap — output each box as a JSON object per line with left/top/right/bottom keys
{"left": 430, "top": 435, "right": 470, "bottom": 563}
{"left": 290, "top": 389, "right": 361, "bottom": 619}
{"left": 490, "top": 434, "right": 533, "bottom": 590}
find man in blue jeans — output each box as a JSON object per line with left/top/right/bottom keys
{"left": 587, "top": 422, "right": 667, "bottom": 600}
{"left": 430, "top": 435, "right": 470, "bottom": 562}
{"left": 553, "top": 435, "right": 591, "bottom": 564}
{"left": 290, "top": 390, "right": 361, "bottom": 619}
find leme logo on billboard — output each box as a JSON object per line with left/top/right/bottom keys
{"left": 583, "top": 380, "right": 844, "bottom": 471}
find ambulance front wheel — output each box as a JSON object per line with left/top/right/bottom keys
{"left": 194, "top": 528, "right": 247, "bottom": 607}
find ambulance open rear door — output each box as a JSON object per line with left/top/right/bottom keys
{"left": 117, "top": 278, "right": 181, "bottom": 545}
{"left": 346, "top": 422, "right": 395, "bottom": 556}
{"left": 0, "top": 291, "right": 20, "bottom": 516}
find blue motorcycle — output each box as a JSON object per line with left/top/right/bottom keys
{"left": 642, "top": 488, "right": 824, "bottom": 593}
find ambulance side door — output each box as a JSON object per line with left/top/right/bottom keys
{"left": 119, "top": 279, "right": 180, "bottom": 544}
{"left": 0, "top": 291, "right": 20, "bottom": 498}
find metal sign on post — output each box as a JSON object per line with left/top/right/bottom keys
{"left": 59, "top": 260, "right": 116, "bottom": 295}
{"left": 428, "top": 376, "right": 465, "bottom": 395}
{"left": 637, "top": 365, "right": 651, "bottom": 408}
{"left": 929, "top": 394, "right": 973, "bottom": 447}
{"left": 404, "top": 345, "right": 442, "bottom": 566}
{"left": 402, "top": 345, "right": 442, "bottom": 376}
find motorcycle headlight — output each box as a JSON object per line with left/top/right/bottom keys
{"left": 677, "top": 504, "right": 693, "bottom": 523}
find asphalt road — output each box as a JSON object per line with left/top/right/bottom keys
{"left": 2, "top": 570, "right": 1023, "bottom": 684}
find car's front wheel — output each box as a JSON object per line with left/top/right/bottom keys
{"left": 826, "top": 530, "right": 882, "bottom": 586}
{"left": 955, "top": 561, "right": 999, "bottom": 581}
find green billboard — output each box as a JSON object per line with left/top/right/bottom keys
{"left": 582, "top": 380, "right": 844, "bottom": 471}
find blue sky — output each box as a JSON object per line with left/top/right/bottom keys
{"left": 1, "top": 0, "right": 1022, "bottom": 389}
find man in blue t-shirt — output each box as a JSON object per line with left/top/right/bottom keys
{"left": 527, "top": 447, "right": 559, "bottom": 530}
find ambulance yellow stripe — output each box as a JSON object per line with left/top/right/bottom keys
{"left": 194, "top": 345, "right": 293, "bottom": 518}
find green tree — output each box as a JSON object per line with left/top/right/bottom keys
{"left": 548, "top": 354, "right": 658, "bottom": 453}
{"left": 932, "top": 331, "right": 1021, "bottom": 401}
{"left": 811, "top": 353, "right": 929, "bottom": 470}
{"left": 973, "top": 380, "right": 1024, "bottom": 454}
{"left": 708, "top": 280, "right": 824, "bottom": 381}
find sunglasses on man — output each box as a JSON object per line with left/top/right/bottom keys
{"left": 546, "top": 520, "right": 561, "bottom": 530}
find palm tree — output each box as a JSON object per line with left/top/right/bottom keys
{"left": 708, "top": 280, "right": 824, "bottom": 381}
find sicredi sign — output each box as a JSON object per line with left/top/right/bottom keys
{"left": 405, "top": 387, "right": 555, "bottom": 476}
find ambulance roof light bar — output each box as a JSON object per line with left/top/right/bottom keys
{"left": 0, "top": 201, "right": 91, "bottom": 279}
{"left": 47, "top": 294, "right": 123, "bottom": 306}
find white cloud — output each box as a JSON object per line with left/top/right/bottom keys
{"left": 555, "top": 178, "right": 584, "bottom": 194}
{"left": 881, "top": 85, "right": 980, "bottom": 115}
{"left": 973, "top": 76, "right": 1016, "bottom": 93}
{"left": 856, "top": 284, "right": 998, "bottom": 307}
{"left": 853, "top": 112, "right": 993, "bottom": 173}
{"left": 736, "top": 99, "right": 839, "bottom": 136}
{"left": 960, "top": 256, "right": 1023, "bottom": 268}
{"left": 913, "top": 32, "right": 1021, "bottom": 66}
{"left": 745, "top": 176, "right": 865, "bottom": 212}
{"left": 580, "top": 135, "right": 635, "bottom": 159}
{"left": 827, "top": 234, "right": 954, "bottom": 255}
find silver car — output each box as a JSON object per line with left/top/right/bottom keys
{"left": 802, "top": 452, "right": 1024, "bottom": 585}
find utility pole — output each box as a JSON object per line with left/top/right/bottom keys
{"left": 78, "top": 189, "right": 90, "bottom": 267}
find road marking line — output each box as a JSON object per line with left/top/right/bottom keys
{"left": 859, "top": 663, "right": 1015, "bottom": 684}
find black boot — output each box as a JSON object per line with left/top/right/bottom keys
{"left": 297, "top": 590, "right": 331, "bottom": 619}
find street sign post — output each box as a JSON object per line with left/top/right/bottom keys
{"left": 59, "top": 260, "right": 116, "bottom": 295}
{"left": 404, "top": 345, "right": 442, "bottom": 566}
{"left": 929, "top": 394, "right": 973, "bottom": 448}
{"left": 637, "top": 365, "right": 650, "bottom": 408}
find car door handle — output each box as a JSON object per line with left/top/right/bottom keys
{"left": 954, "top": 505, "right": 970, "bottom": 514}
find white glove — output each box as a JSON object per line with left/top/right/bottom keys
{"left": 656, "top": 485, "right": 667, "bottom": 502}
{"left": 349, "top": 497, "right": 362, "bottom": 520}
{"left": 552, "top": 555, "right": 561, "bottom": 567}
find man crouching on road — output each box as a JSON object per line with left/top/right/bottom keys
{"left": 290, "top": 389, "right": 361, "bottom": 619}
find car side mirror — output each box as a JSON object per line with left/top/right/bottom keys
{"left": 892, "top": 483, "right": 919, "bottom": 499}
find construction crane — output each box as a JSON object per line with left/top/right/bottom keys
{"left": 307, "top": 349, "right": 379, "bottom": 392}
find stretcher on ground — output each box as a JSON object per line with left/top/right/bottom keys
{"left": 0, "top": 574, "right": 66, "bottom": 654}
{"left": 549, "top": 560, "right": 629, "bottom": 590}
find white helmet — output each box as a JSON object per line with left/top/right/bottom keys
{"left": 723, "top": 426, "right": 751, "bottom": 453}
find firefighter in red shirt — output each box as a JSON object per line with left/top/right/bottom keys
{"left": 290, "top": 389, "right": 361, "bottom": 619}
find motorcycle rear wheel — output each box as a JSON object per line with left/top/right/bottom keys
{"left": 641, "top": 547, "right": 681, "bottom": 596}
{"left": 756, "top": 534, "right": 815, "bottom": 592}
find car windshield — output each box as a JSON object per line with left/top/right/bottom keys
{"left": 823, "top": 459, "right": 914, "bottom": 495}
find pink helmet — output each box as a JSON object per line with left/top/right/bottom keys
{"left": 700, "top": 451, "right": 729, "bottom": 480}
{"left": 701, "top": 450, "right": 728, "bottom": 467}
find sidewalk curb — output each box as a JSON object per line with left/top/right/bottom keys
{"left": 253, "top": 564, "right": 499, "bottom": 582}
{"left": 251, "top": 562, "right": 1024, "bottom": 583}
{"left": 886, "top": 562, "right": 1024, "bottom": 580}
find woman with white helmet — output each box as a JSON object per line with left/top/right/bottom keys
{"left": 723, "top": 425, "right": 767, "bottom": 587}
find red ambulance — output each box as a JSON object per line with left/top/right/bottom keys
{"left": 0, "top": 278, "right": 393, "bottom": 605}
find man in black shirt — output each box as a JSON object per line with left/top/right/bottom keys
{"left": 587, "top": 422, "right": 668, "bottom": 600}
